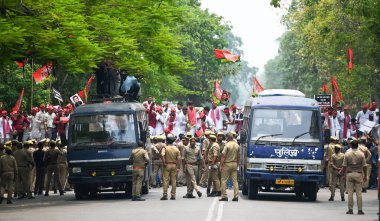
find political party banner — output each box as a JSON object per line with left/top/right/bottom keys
{"left": 314, "top": 94, "right": 332, "bottom": 107}
{"left": 52, "top": 87, "right": 63, "bottom": 102}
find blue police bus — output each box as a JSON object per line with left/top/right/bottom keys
{"left": 67, "top": 102, "right": 150, "bottom": 199}
{"left": 239, "top": 89, "right": 324, "bottom": 201}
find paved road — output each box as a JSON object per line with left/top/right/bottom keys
{"left": 0, "top": 187, "right": 378, "bottom": 221}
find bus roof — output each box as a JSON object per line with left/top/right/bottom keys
{"left": 258, "top": 89, "right": 305, "bottom": 97}
{"left": 245, "top": 96, "right": 319, "bottom": 110}
{"left": 72, "top": 102, "right": 145, "bottom": 115}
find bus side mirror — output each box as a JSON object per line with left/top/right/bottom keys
{"left": 240, "top": 130, "right": 247, "bottom": 143}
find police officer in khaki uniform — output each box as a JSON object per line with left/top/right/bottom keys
{"left": 358, "top": 137, "right": 372, "bottom": 192}
{"left": 57, "top": 141, "right": 68, "bottom": 192}
{"left": 130, "top": 141, "right": 149, "bottom": 201}
{"left": 44, "top": 140, "right": 64, "bottom": 196}
{"left": 150, "top": 136, "right": 165, "bottom": 188}
{"left": 0, "top": 142, "right": 18, "bottom": 204}
{"left": 177, "top": 136, "right": 189, "bottom": 186}
{"left": 324, "top": 136, "right": 338, "bottom": 186}
{"left": 207, "top": 134, "right": 221, "bottom": 197}
{"left": 340, "top": 140, "right": 367, "bottom": 215}
{"left": 182, "top": 137, "right": 204, "bottom": 198}
{"left": 160, "top": 134, "right": 180, "bottom": 200}
{"left": 329, "top": 145, "right": 345, "bottom": 201}
{"left": 219, "top": 133, "right": 240, "bottom": 201}
{"left": 13, "top": 140, "right": 34, "bottom": 199}
{"left": 199, "top": 131, "right": 212, "bottom": 187}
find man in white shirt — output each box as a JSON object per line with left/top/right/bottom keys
{"left": 208, "top": 102, "right": 224, "bottom": 132}
{"left": 45, "top": 106, "right": 57, "bottom": 140}
{"left": 330, "top": 110, "right": 341, "bottom": 140}
{"left": 155, "top": 106, "right": 165, "bottom": 136}
{"left": 356, "top": 104, "right": 370, "bottom": 127}
{"left": 0, "top": 111, "right": 13, "bottom": 143}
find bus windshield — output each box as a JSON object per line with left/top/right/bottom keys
{"left": 70, "top": 113, "right": 136, "bottom": 147}
{"left": 250, "top": 109, "right": 320, "bottom": 143}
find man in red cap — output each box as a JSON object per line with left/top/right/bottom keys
{"left": 0, "top": 111, "right": 13, "bottom": 143}
{"left": 155, "top": 106, "right": 165, "bottom": 136}
{"left": 208, "top": 102, "right": 224, "bottom": 132}
{"left": 30, "top": 107, "right": 43, "bottom": 141}
{"left": 36, "top": 104, "right": 47, "bottom": 140}
{"left": 12, "top": 111, "right": 30, "bottom": 142}
{"left": 46, "top": 106, "right": 57, "bottom": 140}
{"left": 356, "top": 104, "right": 370, "bottom": 136}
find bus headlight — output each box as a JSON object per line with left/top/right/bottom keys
{"left": 72, "top": 167, "right": 82, "bottom": 174}
{"left": 250, "top": 163, "right": 264, "bottom": 169}
{"left": 306, "top": 164, "right": 321, "bottom": 171}
{"left": 126, "top": 165, "right": 133, "bottom": 171}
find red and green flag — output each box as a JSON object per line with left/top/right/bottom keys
{"left": 78, "top": 74, "right": 94, "bottom": 102}
{"left": 214, "top": 49, "right": 240, "bottom": 63}
{"left": 252, "top": 75, "right": 264, "bottom": 97}
{"left": 347, "top": 48, "right": 353, "bottom": 75}
{"left": 33, "top": 62, "right": 53, "bottom": 83}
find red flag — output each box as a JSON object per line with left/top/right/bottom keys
{"left": 12, "top": 88, "right": 24, "bottom": 112}
{"left": 213, "top": 80, "right": 223, "bottom": 100}
{"left": 33, "top": 62, "right": 53, "bottom": 83}
{"left": 15, "top": 61, "right": 25, "bottom": 67}
{"left": 78, "top": 75, "right": 94, "bottom": 102}
{"left": 322, "top": 83, "right": 328, "bottom": 93}
{"left": 253, "top": 75, "right": 264, "bottom": 96}
{"left": 331, "top": 76, "right": 343, "bottom": 104}
{"left": 214, "top": 49, "right": 226, "bottom": 59}
{"left": 347, "top": 48, "right": 353, "bottom": 74}
{"left": 214, "top": 49, "right": 240, "bottom": 63}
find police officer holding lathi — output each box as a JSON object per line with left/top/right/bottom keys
{"left": 130, "top": 141, "right": 149, "bottom": 201}
{"left": 340, "top": 139, "right": 367, "bottom": 215}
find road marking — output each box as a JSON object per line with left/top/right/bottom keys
{"left": 205, "top": 197, "right": 218, "bottom": 221}
{"left": 215, "top": 201, "right": 225, "bottom": 221}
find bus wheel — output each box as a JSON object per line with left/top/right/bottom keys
{"left": 248, "top": 180, "right": 258, "bottom": 200}
{"left": 74, "top": 185, "right": 88, "bottom": 200}
{"left": 242, "top": 179, "right": 248, "bottom": 195}
{"left": 307, "top": 182, "right": 318, "bottom": 201}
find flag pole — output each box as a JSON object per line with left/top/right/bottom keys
{"left": 31, "top": 58, "right": 34, "bottom": 109}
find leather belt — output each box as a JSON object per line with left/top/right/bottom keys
{"left": 347, "top": 171, "right": 362, "bottom": 174}
{"left": 225, "top": 161, "right": 237, "bottom": 163}
{"left": 166, "top": 162, "right": 177, "bottom": 164}
{"left": 186, "top": 162, "right": 197, "bottom": 165}
{"left": 133, "top": 166, "right": 145, "bottom": 170}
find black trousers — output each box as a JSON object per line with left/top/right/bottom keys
{"left": 34, "top": 167, "right": 45, "bottom": 193}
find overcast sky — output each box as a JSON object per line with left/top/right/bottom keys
{"left": 201, "top": 0, "right": 287, "bottom": 75}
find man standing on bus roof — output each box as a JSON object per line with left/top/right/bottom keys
{"left": 160, "top": 134, "right": 180, "bottom": 200}
{"left": 130, "top": 141, "right": 149, "bottom": 201}
{"left": 340, "top": 139, "right": 366, "bottom": 215}
{"left": 329, "top": 145, "right": 345, "bottom": 202}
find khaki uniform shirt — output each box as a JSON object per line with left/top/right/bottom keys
{"left": 161, "top": 145, "right": 180, "bottom": 164}
{"left": 324, "top": 143, "right": 335, "bottom": 161}
{"left": 207, "top": 142, "right": 220, "bottom": 163}
{"left": 222, "top": 141, "right": 240, "bottom": 163}
{"left": 13, "top": 148, "right": 34, "bottom": 168}
{"left": 330, "top": 152, "right": 345, "bottom": 168}
{"left": 57, "top": 148, "right": 68, "bottom": 164}
{"left": 152, "top": 142, "right": 165, "bottom": 160}
{"left": 0, "top": 154, "right": 18, "bottom": 174}
{"left": 130, "top": 147, "right": 149, "bottom": 167}
{"left": 44, "top": 148, "right": 61, "bottom": 165}
{"left": 343, "top": 149, "right": 366, "bottom": 173}
{"left": 358, "top": 144, "right": 372, "bottom": 164}
{"left": 182, "top": 145, "right": 202, "bottom": 164}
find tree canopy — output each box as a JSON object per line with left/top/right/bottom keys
{"left": 264, "top": 0, "right": 380, "bottom": 106}
{"left": 0, "top": 0, "right": 250, "bottom": 110}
